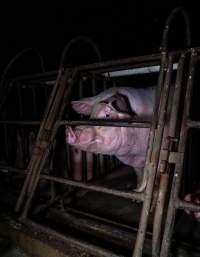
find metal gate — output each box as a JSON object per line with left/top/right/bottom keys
{"left": 0, "top": 7, "right": 200, "bottom": 257}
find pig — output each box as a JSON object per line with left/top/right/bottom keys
{"left": 66, "top": 87, "right": 156, "bottom": 191}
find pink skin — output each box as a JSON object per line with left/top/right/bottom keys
{"left": 66, "top": 87, "right": 155, "bottom": 191}
{"left": 184, "top": 192, "right": 200, "bottom": 221}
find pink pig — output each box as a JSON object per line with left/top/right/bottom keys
{"left": 66, "top": 87, "right": 155, "bottom": 191}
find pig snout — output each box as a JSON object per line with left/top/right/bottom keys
{"left": 66, "top": 126, "right": 97, "bottom": 146}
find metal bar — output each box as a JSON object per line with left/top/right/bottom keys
{"left": 40, "top": 174, "right": 144, "bottom": 201}
{"left": 18, "top": 86, "right": 23, "bottom": 118}
{"left": 137, "top": 50, "right": 167, "bottom": 193}
{"left": 160, "top": 7, "right": 191, "bottom": 52}
{"left": 186, "top": 120, "right": 200, "bottom": 128}
{"left": 0, "top": 165, "right": 144, "bottom": 202}
{"left": 152, "top": 173, "right": 169, "bottom": 257}
{"left": 152, "top": 53, "right": 186, "bottom": 257}
{"left": 21, "top": 69, "right": 77, "bottom": 219}
{"left": 133, "top": 56, "right": 173, "bottom": 257}
{"left": 10, "top": 48, "right": 197, "bottom": 85}
{"left": 0, "top": 119, "right": 150, "bottom": 128}
{"left": 63, "top": 120, "right": 151, "bottom": 128}
{"left": 79, "top": 77, "right": 87, "bottom": 182}
{"left": 32, "top": 87, "right": 37, "bottom": 119}
{"left": 46, "top": 208, "right": 142, "bottom": 251}
{"left": 160, "top": 49, "right": 197, "bottom": 257}
{"left": 0, "top": 121, "right": 41, "bottom": 125}
{"left": 169, "top": 54, "right": 186, "bottom": 137}
{"left": 3, "top": 124, "right": 9, "bottom": 162}
{"left": 15, "top": 68, "right": 71, "bottom": 213}
{"left": 176, "top": 200, "right": 200, "bottom": 211}
{"left": 23, "top": 219, "right": 125, "bottom": 257}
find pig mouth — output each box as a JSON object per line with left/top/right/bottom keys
{"left": 66, "top": 126, "right": 103, "bottom": 147}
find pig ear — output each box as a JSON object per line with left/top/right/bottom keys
{"left": 71, "top": 99, "right": 94, "bottom": 115}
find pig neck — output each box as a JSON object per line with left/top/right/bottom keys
{"left": 115, "top": 127, "right": 150, "bottom": 168}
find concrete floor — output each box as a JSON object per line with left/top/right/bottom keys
{"left": 0, "top": 238, "right": 29, "bottom": 257}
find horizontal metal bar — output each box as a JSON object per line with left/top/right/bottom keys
{"left": 0, "top": 119, "right": 151, "bottom": 128}
{"left": 62, "top": 120, "right": 151, "bottom": 128}
{"left": 187, "top": 120, "right": 200, "bottom": 128}
{"left": 9, "top": 47, "right": 198, "bottom": 84}
{"left": 0, "top": 120, "right": 41, "bottom": 125}
{"left": 24, "top": 219, "right": 125, "bottom": 257}
{"left": 41, "top": 174, "right": 144, "bottom": 202}
{"left": 103, "top": 63, "right": 178, "bottom": 77}
{"left": 0, "top": 165, "right": 144, "bottom": 202}
{"left": 176, "top": 199, "right": 200, "bottom": 212}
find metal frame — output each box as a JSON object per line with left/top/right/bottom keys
{"left": 0, "top": 7, "right": 200, "bottom": 257}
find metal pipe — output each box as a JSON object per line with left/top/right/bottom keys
{"left": 160, "top": 49, "right": 197, "bottom": 257}
{"left": 152, "top": 53, "right": 186, "bottom": 257}
{"left": 23, "top": 219, "right": 125, "bottom": 257}
{"left": 160, "top": 7, "right": 191, "bottom": 51}
{"left": 41, "top": 174, "right": 144, "bottom": 201}
{"left": 32, "top": 87, "right": 37, "bottom": 119}
{"left": 176, "top": 200, "right": 200, "bottom": 211}
{"left": 63, "top": 120, "right": 151, "bottom": 128}
{"left": 20, "top": 69, "right": 77, "bottom": 218}
{"left": 0, "top": 165, "right": 144, "bottom": 202}
{"left": 15, "top": 68, "right": 72, "bottom": 213}
{"left": 133, "top": 56, "right": 173, "bottom": 257}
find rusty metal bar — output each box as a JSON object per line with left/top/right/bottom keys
{"left": 160, "top": 49, "right": 197, "bottom": 257}
{"left": 0, "top": 119, "right": 150, "bottom": 128}
{"left": 79, "top": 77, "right": 87, "bottom": 182}
{"left": 11, "top": 48, "right": 196, "bottom": 86}
{"left": 133, "top": 56, "right": 173, "bottom": 257}
{"left": 186, "top": 120, "right": 200, "bottom": 128}
{"left": 137, "top": 50, "right": 167, "bottom": 193}
{"left": 23, "top": 218, "right": 125, "bottom": 257}
{"left": 40, "top": 174, "right": 144, "bottom": 201}
{"left": 160, "top": 7, "right": 191, "bottom": 52}
{"left": 63, "top": 120, "right": 151, "bottom": 128}
{"left": 15, "top": 68, "right": 73, "bottom": 213}
{"left": 18, "top": 86, "right": 23, "bottom": 118}
{"left": 176, "top": 200, "right": 200, "bottom": 211}
{"left": 20, "top": 69, "right": 77, "bottom": 219}
{"left": 0, "top": 165, "right": 144, "bottom": 202}
{"left": 152, "top": 53, "right": 186, "bottom": 257}
{"left": 32, "top": 87, "right": 37, "bottom": 119}
{"left": 0, "top": 121, "right": 41, "bottom": 125}
{"left": 3, "top": 124, "right": 9, "bottom": 162}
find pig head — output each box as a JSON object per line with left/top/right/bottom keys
{"left": 66, "top": 87, "right": 155, "bottom": 190}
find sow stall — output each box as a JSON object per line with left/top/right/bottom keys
{"left": 0, "top": 8, "right": 200, "bottom": 257}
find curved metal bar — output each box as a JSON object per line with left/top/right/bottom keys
{"left": 59, "top": 35, "right": 102, "bottom": 68}
{"left": 0, "top": 47, "right": 45, "bottom": 89}
{"left": 160, "top": 7, "right": 191, "bottom": 51}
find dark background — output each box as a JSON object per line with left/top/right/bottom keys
{"left": 0, "top": 1, "right": 199, "bottom": 76}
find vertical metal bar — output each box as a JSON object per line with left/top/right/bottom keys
{"left": 32, "top": 87, "right": 37, "bottom": 120}
{"left": 152, "top": 53, "right": 186, "bottom": 257}
{"left": 18, "top": 86, "right": 23, "bottom": 118}
{"left": 79, "top": 77, "right": 87, "bottom": 182}
{"left": 20, "top": 69, "right": 76, "bottom": 219}
{"left": 133, "top": 55, "right": 173, "bottom": 257}
{"left": 160, "top": 49, "right": 196, "bottom": 257}
{"left": 3, "top": 124, "right": 9, "bottom": 163}
{"left": 15, "top": 68, "right": 71, "bottom": 213}
{"left": 136, "top": 51, "right": 167, "bottom": 193}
